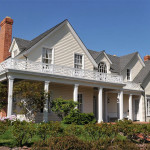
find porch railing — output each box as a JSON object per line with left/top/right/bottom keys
{"left": 0, "top": 58, "right": 123, "bottom": 84}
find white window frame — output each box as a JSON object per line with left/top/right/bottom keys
{"left": 42, "top": 46, "right": 54, "bottom": 64}
{"left": 98, "top": 62, "right": 107, "bottom": 73}
{"left": 147, "top": 97, "right": 150, "bottom": 116}
{"left": 127, "top": 69, "right": 131, "bottom": 81}
{"left": 78, "top": 93, "right": 83, "bottom": 113}
{"left": 74, "top": 53, "right": 84, "bottom": 69}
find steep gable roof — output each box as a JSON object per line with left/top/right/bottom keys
{"left": 119, "top": 52, "right": 138, "bottom": 71}
{"left": 18, "top": 19, "right": 67, "bottom": 55}
{"left": 14, "top": 37, "right": 31, "bottom": 50}
{"left": 134, "top": 61, "right": 150, "bottom": 83}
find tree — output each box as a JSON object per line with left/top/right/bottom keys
{"left": 14, "top": 81, "right": 50, "bottom": 121}
{"left": 50, "top": 97, "right": 78, "bottom": 119}
{"left": 0, "top": 83, "right": 7, "bottom": 111}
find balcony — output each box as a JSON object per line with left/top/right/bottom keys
{"left": 0, "top": 58, "right": 123, "bottom": 84}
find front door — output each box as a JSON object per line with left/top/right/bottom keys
{"left": 134, "top": 99, "right": 140, "bottom": 121}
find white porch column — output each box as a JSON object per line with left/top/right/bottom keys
{"left": 98, "top": 87, "right": 103, "bottom": 123}
{"left": 139, "top": 94, "right": 145, "bottom": 122}
{"left": 43, "top": 81, "right": 50, "bottom": 122}
{"left": 119, "top": 90, "right": 123, "bottom": 120}
{"left": 73, "top": 84, "right": 79, "bottom": 103}
{"left": 7, "top": 77, "right": 14, "bottom": 117}
{"left": 105, "top": 92, "right": 108, "bottom": 122}
{"left": 129, "top": 94, "right": 133, "bottom": 120}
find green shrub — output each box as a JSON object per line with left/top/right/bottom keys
{"left": 32, "top": 136, "right": 92, "bottom": 150}
{"left": 37, "top": 121, "right": 63, "bottom": 140}
{"left": 63, "top": 109, "right": 96, "bottom": 125}
{"left": 64, "top": 123, "right": 84, "bottom": 136}
{"left": 12, "top": 120, "right": 36, "bottom": 146}
{"left": 84, "top": 123, "right": 99, "bottom": 140}
{"left": 0, "top": 121, "right": 9, "bottom": 135}
{"left": 51, "top": 97, "right": 78, "bottom": 119}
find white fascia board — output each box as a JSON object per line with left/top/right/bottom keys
{"left": 103, "top": 51, "right": 112, "bottom": 64}
{"left": 16, "top": 20, "right": 67, "bottom": 59}
{"left": 66, "top": 22, "right": 98, "bottom": 68}
{"left": 137, "top": 53, "right": 145, "bottom": 67}
{"left": 9, "top": 38, "right": 16, "bottom": 52}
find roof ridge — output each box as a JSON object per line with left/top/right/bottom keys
{"left": 120, "top": 51, "right": 138, "bottom": 58}
{"left": 13, "top": 37, "right": 31, "bottom": 42}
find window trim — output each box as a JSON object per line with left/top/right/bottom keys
{"left": 78, "top": 93, "right": 83, "bottom": 113}
{"left": 147, "top": 96, "right": 150, "bottom": 116}
{"left": 74, "top": 53, "right": 84, "bottom": 69}
{"left": 42, "top": 46, "right": 54, "bottom": 64}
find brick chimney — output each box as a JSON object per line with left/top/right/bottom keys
{"left": 0, "top": 17, "right": 13, "bottom": 63}
{"left": 144, "top": 55, "right": 150, "bottom": 61}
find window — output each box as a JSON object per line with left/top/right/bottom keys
{"left": 78, "top": 94, "right": 83, "bottom": 112}
{"left": 127, "top": 69, "right": 131, "bottom": 81}
{"left": 42, "top": 47, "right": 53, "bottom": 64}
{"left": 74, "top": 54, "right": 83, "bottom": 69}
{"left": 147, "top": 98, "right": 150, "bottom": 116}
{"left": 98, "top": 62, "right": 107, "bottom": 73}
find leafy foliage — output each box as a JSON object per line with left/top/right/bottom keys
{"left": 50, "top": 97, "right": 78, "bottom": 119}
{"left": 36, "top": 121, "right": 63, "bottom": 140}
{"left": 13, "top": 81, "right": 50, "bottom": 121}
{"left": 12, "top": 120, "right": 36, "bottom": 146}
{"left": 0, "top": 83, "right": 7, "bottom": 111}
{"left": 32, "top": 136, "right": 92, "bottom": 150}
{"left": 63, "top": 109, "right": 96, "bottom": 125}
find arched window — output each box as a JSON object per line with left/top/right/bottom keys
{"left": 98, "top": 62, "right": 107, "bottom": 73}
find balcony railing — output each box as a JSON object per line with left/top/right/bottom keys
{"left": 0, "top": 58, "right": 123, "bottom": 84}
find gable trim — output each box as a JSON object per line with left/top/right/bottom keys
{"left": 121, "top": 53, "right": 145, "bottom": 73}
{"left": 96, "top": 51, "right": 112, "bottom": 65}
{"left": 66, "top": 22, "right": 97, "bottom": 67}
{"left": 16, "top": 20, "right": 67, "bottom": 59}
{"left": 9, "top": 38, "right": 17, "bottom": 52}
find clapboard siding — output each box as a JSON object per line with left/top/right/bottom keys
{"left": 27, "top": 24, "right": 94, "bottom": 70}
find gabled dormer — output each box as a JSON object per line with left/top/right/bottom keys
{"left": 9, "top": 37, "right": 31, "bottom": 58}
{"left": 120, "top": 52, "right": 145, "bottom": 82}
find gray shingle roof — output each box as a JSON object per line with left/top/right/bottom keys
{"left": 14, "top": 37, "right": 31, "bottom": 51}
{"left": 15, "top": 19, "right": 67, "bottom": 55}
{"left": 134, "top": 61, "right": 150, "bottom": 83}
{"left": 88, "top": 49, "right": 138, "bottom": 74}
{"left": 119, "top": 52, "right": 138, "bottom": 71}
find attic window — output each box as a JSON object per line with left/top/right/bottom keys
{"left": 127, "top": 69, "right": 131, "bottom": 81}
{"left": 42, "top": 47, "right": 53, "bottom": 64}
{"left": 98, "top": 62, "right": 107, "bottom": 73}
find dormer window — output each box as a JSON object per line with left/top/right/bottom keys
{"left": 127, "top": 69, "right": 131, "bottom": 81}
{"left": 98, "top": 62, "right": 107, "bottom": 73}
{"left": 42, "top": 47, "right": 54, "bottom": 64}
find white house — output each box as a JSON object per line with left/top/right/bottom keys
{"left": 0, "top": 16, "right": 150, "bottom": 122}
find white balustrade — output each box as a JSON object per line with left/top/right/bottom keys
{"left": 0, "top": 58, "right": 123, "bottom": 84}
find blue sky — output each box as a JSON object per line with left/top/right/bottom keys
{"left": 0, "top": 0, "right": 150, "bottom": 59}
